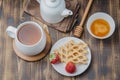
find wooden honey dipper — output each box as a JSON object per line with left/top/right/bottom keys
{"left": 74, "top": 0, "right": 93, "bottom": 37}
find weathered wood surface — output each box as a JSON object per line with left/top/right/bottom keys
{"left": 0, "top": 0, "right": 120, "bottom": 80}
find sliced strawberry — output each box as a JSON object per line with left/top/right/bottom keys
{"left": 49, "top": 53, "right": 60, "bottom": 64}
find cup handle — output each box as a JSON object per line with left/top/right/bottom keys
{"left": 6, "top": 26, "right": 17, "bottom": 38}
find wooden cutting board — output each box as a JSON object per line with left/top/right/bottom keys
{"left": 24, "top": 0, "right": 80, "bottom": 32}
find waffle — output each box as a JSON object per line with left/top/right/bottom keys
{"left": 54, "top": 40, "right": 88, "bottom": 64}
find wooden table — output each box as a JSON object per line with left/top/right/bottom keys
{"left": 0, "top": 0, "right": 120, "bottom": 80}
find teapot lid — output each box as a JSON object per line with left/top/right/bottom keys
{"left": 45, "top": 0, "right": 61, "bottom": 8}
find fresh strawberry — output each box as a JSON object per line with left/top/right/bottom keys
{"left": 49, "top": 53, "right": 60, "bottom": 64}
{"left": 65, "top": 62, "right": 76, "bottom": 73}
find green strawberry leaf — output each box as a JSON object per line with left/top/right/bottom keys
{"left": 49, "top": 53, "right": 56, "bottom": 61}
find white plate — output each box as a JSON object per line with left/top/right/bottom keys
{"left": 50, "top": 37, "right": 91, "bottom": 76}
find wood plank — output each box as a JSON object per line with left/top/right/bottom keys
{"left": 109, "top": 0, "right": 120, "bottom": 80}
{"left": 0, "top": 0, "right": 30, "bottom": 80}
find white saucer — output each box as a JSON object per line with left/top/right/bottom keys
{"left": 50, "top": 37, "right": 91, "bottom": 76}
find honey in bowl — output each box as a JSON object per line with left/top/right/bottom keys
{"left": 90, "top": 19, "right": 110, "bottom": 37}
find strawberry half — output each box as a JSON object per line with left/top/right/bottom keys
{"left": 49, "top": 53, "right": 60, "bottom": 64}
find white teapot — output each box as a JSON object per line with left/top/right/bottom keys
{"left": 37, "top": 0, "right": 73, "bottom": 23}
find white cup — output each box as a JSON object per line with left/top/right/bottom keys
{"left": 87, "top": 12, "right": 115, "bottom": 39}
{"left": 6, "top": 21, "right": 46, "bottom": 56}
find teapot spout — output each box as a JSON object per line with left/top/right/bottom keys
{"left": 61, "top": 9, "right": 73, "bottom": 17}
{"left": 36, "top": 0, "right": 41, "bottom": 4}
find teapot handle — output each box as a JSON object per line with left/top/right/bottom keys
{"left": 36, "top": 0, "right": 41, "bottom": 4}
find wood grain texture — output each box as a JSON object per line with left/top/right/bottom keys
{"left": 0, "top": 0, "right": 120, "bottom": 80}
